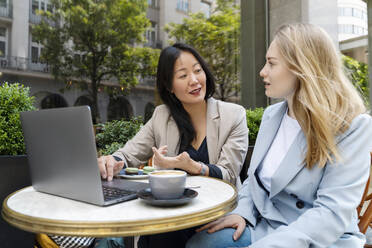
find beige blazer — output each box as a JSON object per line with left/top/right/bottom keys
{"left": 113, "top": 97, "right": 249, "bottom": 186}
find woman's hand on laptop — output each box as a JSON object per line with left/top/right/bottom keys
{"left": 97, "top": 155, "right": 124, "bottom": 181}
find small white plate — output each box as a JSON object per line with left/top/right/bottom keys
{"left": 116, "top": 169, "right": 149, "bottom": 179}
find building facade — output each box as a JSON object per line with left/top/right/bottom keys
{"left": 0, "top": 0, "right": 213, "bottom": 123}
{"left": 338, "top": 0, "right": 368, "bottom": 41}
{"left": 241, "top": 0, "right": 339, "bottom": 109}
{"left": 337, "top": 0, "right": 368, "bottom": 63}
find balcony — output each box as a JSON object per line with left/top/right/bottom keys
{"left": 29, "top": 12, "right": 41, "bottom": 24}
{"left": 144, "top": 40, "right": 162, "bottom": 49}
{"left": 0, "top": 56, "right": 50, "bottom": 73}
{"left": 0, "top": 1, "right": 12, "bottom": 19}
{"left": 29, "top": 13, "right": 56, "bottom": 27}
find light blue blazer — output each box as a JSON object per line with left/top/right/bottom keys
{"left": 231, "top": 101, "right": 372, "bottom": 248}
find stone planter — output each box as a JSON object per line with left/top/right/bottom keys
{"left": 0, "top": 155, "right": 34, "bottom": 247}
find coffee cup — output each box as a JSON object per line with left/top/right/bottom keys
{"left": 148, "top": 170, "right": 186, "bottom": 199}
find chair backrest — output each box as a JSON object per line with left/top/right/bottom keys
{"left": 240, "top": 146, "right": 254, "bottom": 182}
{"left": 358, "top": 152, "right": 372, "bottom": 234}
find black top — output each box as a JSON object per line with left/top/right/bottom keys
{"left": 184, "top": 137, "right": 222, "bottom": 179}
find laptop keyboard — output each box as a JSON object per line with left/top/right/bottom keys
{"left": 102, "top": 186, "right": 135, "bottom": 201}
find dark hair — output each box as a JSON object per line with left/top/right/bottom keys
{"left": 156, "top": 43, "right": 215, "bottom": 152}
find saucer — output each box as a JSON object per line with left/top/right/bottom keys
{"left": 117, "top": 169, "right": 149, "bottom": 179}
{"left": 137, "top": 188, "right": 198, "bottom": 206}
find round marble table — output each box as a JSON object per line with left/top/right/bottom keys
{"left": 2, "top": 176, "right": 237, "bottom": 237}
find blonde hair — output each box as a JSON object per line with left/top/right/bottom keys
{"left": 274, "top": 23, "right": 366, "bottom": 168}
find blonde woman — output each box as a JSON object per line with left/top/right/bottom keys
{"left": 186, "top": 23, "right": 372, "bottom": 248}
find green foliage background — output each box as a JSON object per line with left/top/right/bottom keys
{"left": 96, "top": 117, "right": 143, "bottom": 155}
{"left": 32, "top": 0, "right": 160, "bottom": 123}
{"left": 342, "top": 55, "right": 370, "bottom": 108}
{"left": 0, "top": 83, "right": 36, "bottom": 155}
{"left": 165, "top": 0, "right": 240, "bottom": 101}
{"left": 246, "top": 108, "right": 264, "bottom": 146}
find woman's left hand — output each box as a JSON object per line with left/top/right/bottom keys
{"left": 152, "top": 147, "right": 200, "bottom": 174}
{"left": 196, "top": 214, "right": 246, "bottom": 241}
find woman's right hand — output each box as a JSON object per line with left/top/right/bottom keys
{"left": 151, "top": 145, "right": 168, "bottom": 168}
{"left": 196, "top": 214, "right": 246, "bottom": 241}
{"left": 97, "top": 155, "right": 125, "bottom": 181}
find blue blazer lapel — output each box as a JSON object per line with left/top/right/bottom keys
{"left": 249, "top": 102, "right": 288, "bottom": 174}
{"left": 269, "top": 131, "right": 307, "bottom": 198}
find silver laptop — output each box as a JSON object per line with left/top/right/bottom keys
{"left": 20, "top": 106, "right": 148, "bottom": 206}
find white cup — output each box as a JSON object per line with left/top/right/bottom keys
{"left": 148, "top": 170, "right": 186, "bottom": 199}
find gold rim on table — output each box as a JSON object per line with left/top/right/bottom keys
{"left": 2, "top": 178, "right": 237, "bottom": 237}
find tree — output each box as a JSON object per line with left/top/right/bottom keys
{"left": 165, "top": 0, "right": 240, "bottom": 101}
{"left": 32, "top": 0, "right": 160, "bottom": 123}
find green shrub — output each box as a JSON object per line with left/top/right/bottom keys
{"left": 96, "top": 116, "right": 143, "bottom": 155}
{"left": 246, "top": 107, "right": 264, "bottom": 146}
{"left": 342, "top": 55, "right": 369, "bottom": 108}
{"left": 0, "top": 82, "right": 36, "bottom": 155}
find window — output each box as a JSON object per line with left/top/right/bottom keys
{"left": 177, "top": 0, "right": 189, "bottom": 12}
{"left": 30, "top": 34, "right": 43, "bottom": 63}
{"left": 0, "top": 0, "right": 7, "bottom": 8}
{"left": 362, "top": 11, "right": 368, "bottom": 21}
{"left": 200, "top": 2, "right": 211, "bottom": 18}
{"left": 148, "top": 0, "right": 158, "bottom": 8}
{"left": 339, "top": 7, "right": 367, "bottom": 21}
{"left": 343, "top": 7, "right": 353, "bottom": 16}
{"left": 47, "top": 2, "right": 53, "bottom": 13}
{"left": 146, "top": 21, "right": 157, "bottom": 46}
{"left": 0, "top": 27, "right": 7, "bottom": 57}
{"left": 31, "top": 47, "right": 39, "bottom": 63}
{"left": 40, "top": 0, "right": 45, "bottom": 12}
{"left": 353, "top": 8, "right": 362, "bottom": 19}
{"left": 32, "top": 0, "right": 39, "bottom": 14}
{"left": 32, "top": 0, "right": 52, "bottom": 14}
{"left": 357, "top": 26, "right": 363, "bottom": 35}
{"left": 345, "top": 24, "right": 352, "bottom": 34}
{"left": 339, "top": 24, "right": 354, "bottom": 34}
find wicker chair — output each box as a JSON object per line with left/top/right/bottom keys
{"left": 358, "top": 152, "right": 372, "bottom": 247}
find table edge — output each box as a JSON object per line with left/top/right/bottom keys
{"left": 2, "top": 178, "right": 237, "bottom": 237}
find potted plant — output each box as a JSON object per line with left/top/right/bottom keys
{"left": 240, "top": 107, "right": 264, "bottom": 182}
{"left": 0, "top": 82, "right": 35, "bottom": 247}
{"left": 246, "top": 107, "right": 264, "bottom": 147}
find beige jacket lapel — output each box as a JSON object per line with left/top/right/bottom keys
{"left": 166, "top": 115, "right": 181, "bottom": 157}
{"left": 206, "top": 98, "right": 220, "bottom": 164}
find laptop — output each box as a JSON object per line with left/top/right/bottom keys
{"left": 20, "top": 106, "right": 149, "bottom": 206}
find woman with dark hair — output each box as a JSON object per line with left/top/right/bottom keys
{"left": 97, "top": 43, "right": 248, "bottom": 247}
